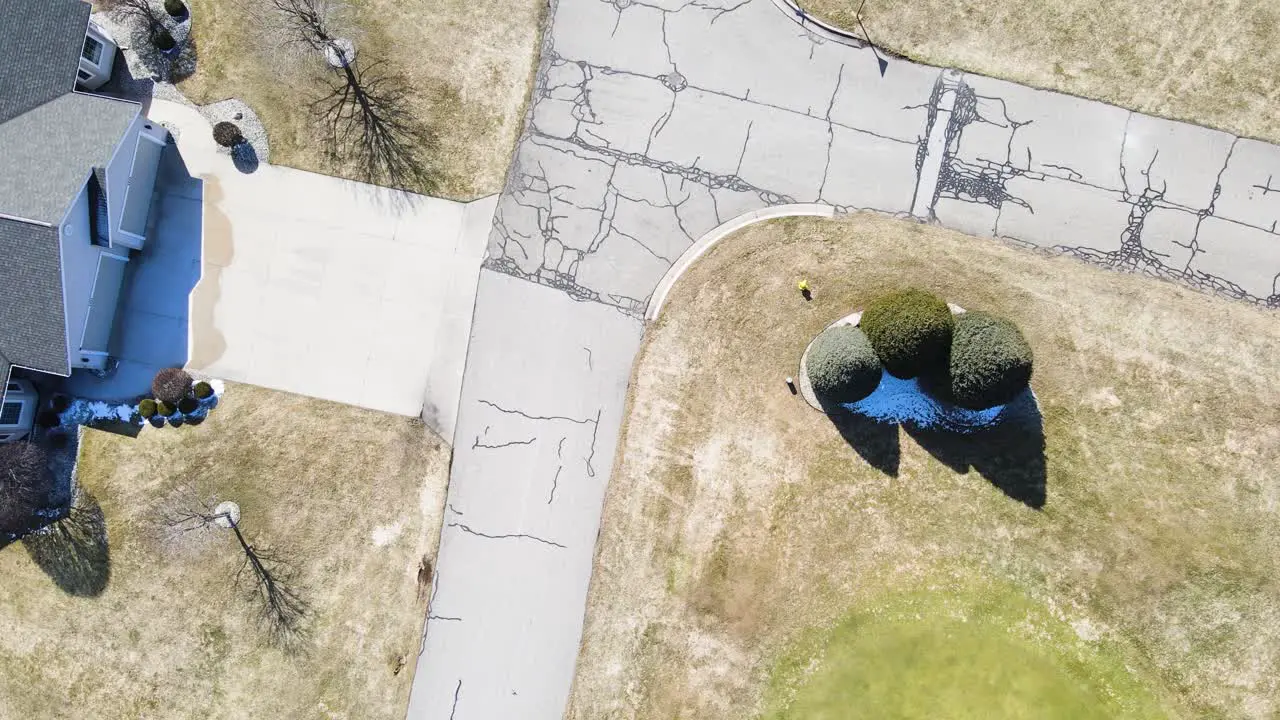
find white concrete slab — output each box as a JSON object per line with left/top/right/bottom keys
{"left": 409, "top": 269, "right": 643, "bottom": 720}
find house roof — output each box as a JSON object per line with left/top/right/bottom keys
{"left": 0, "top": 92, "right": 139, "bottom": 224}
{"left": 0, "top": 0, "right": 91, "bottom": 124}
{"left": 0, "top": 219, "right": 70, "bottom": 376}
{"left": 0, "top": 0, "right": 142, "bottom": 377}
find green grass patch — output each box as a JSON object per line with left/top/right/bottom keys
{"left": 763, "top": 579, "right": 1173, "bottom": 720}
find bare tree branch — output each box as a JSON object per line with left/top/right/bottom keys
{"left": 228, "top": 520, "right": 310, "bottom": 650}
{"left": 162, "top": 492, "right": 309, "bottom": 650}
{"left": 311, "top": 57, "right": 437, "bottom": 192}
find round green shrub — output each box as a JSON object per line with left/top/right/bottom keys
{"left": 152, "top": 367, "right": 193, "bottom": 405}
{"left": 156, "top": 400, "right": 177, "bottom": 417}
{"left": 193, "top": 381, "right": 214, "bottom": 400}
{"left": 164, "top": 0, "right": 187, "bottom": 17}
{"left": 138, "top": 398, "right": 157, "bottom": 419}
{"left": 859, "top": 289, "right": 954, "bottom": 379}
{"left": 36, "top": 410, "right": 61, "bottom": 428}
{"left": 51, "top": 394, "right": 70, "bottom": 413}
{"left": 153, "top": 29, "right": 176, "bottom": 51}
{"left": 946, "top": 311, "right": 1034, "bottom": 409}
{"left": 212, "top": 122, "right": 242, "bottom": 148}
{"left": 806, "top": 324, "right": 882, "bottom": 405}
{"left": 177, "top": 397, "right": 199, "bottom": 414}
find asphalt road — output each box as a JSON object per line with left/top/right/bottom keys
{"left": 408, "top": 0, "right": 1280, "bottom": 717}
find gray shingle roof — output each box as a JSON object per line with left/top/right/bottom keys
{"left": 0, "top": 219, "right": 69, "bottom": 376}
{"left": 0, "top": 0, "right": 142, "bottom": 375}
{"left": 0, "top": 0, "right": 89, "bottom": 124}
{"left": 0, "top": 92, "right": 139, "bottom": 224}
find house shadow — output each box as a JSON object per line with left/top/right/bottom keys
{"left": 903, "top": 393, "right": 1047, "bottom": 509}
{"left": 823, "top": 398, "right": 900, "bottom": 477}
{"left": 61, "top": 142, "right": 203, "bottom": 402}
{"left": 21, "top": 490, "right": 111, "bottom": 597}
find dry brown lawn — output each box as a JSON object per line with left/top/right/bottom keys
{"left": 569, "top": 213, "right": 1280, "bottom": 719}
{"left": 178, "top": 0, "right": 545, "bottom": 199}
{"left": 0, "top": 383, "right": 451, "bottom": 719}
{"left": 802, "top": 0, "right": 1280, "bottom": 144}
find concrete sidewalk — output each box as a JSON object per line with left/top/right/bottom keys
{"left": 148, "top": 100, "right": 494, "bottom": 437}
{"left": 411, "top": 0, "right": 1280, "bottom": 717}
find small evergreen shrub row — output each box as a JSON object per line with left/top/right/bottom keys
{"left": 806, "top": 289, "right": 1034, "bottom": 412}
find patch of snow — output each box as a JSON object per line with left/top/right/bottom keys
{"left": 59, "top": 398, "right": 136, "bottom": 427}
{"left": 372, "top": 520, "right": 406, "bottom": 547}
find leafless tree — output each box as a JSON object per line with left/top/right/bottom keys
{"left": 101, "top": 0, "right": 166, "bottom": 37}
{"left": 165, "top": 496, "right": 309, "bottom": 649}
{"left": 257, "top": 0, "right": 434, "bottom": 191}
{"left": 312, "top": 58, "right": 435, "bottom": 191}
{"left": 0, "top": 443, "right": 53, "bottom": 536}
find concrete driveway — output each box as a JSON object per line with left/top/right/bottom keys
{"left": 149, "top": 101, "right": 494, "bottom": 435}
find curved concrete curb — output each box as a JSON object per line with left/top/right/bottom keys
{"left": 767, "top": 0, "right": 870, "bottom": 49}
{"left": 645, "top": 203, "right": 836, "bottom": 321}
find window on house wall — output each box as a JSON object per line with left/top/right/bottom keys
{"left": 82, "top": 35, "right": 103, "bottom": 65}
{"left": 0, "top": 402, "right": 22, "bottom": 426}
{"left": 87, "top": 173, "right": 110, "bottom": 247}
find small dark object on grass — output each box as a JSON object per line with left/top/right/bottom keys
{"left": 178, "top": 397, "right": 199, "bottom": 414}
{"left": 213, "top": 121, "right": 243, "bottom": 148}
{"left": 138, "top": 398, "right": 157, "bottom": 419}
{"left": 50, "top": 395, "right": 70, "bottom": 413}
{"left": 153, "top": 29, "right": 176, "bottom": 51}
{"left": 36, "top": 410, "right": 61, "bottom": 429}
{"left": 785, "top": 377, "right": 797, "bottom": 394}
{"left": 152, "top": 367, "right": 193, "bottom": 405}
{"left": 163, "top": 0, "right": 187, "bottom": 17}
{"left": 193, "top": 381, "right": 214, "bottom": 400}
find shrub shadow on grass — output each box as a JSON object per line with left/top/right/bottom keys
{"left": 22, "top": 490, "right": 111, "bottom": 597}
{"left": 903, "top": 393, "right": 1047, "bottom": 508}
{"left": 825, "top": 402, "right": 901, "bottom": 477}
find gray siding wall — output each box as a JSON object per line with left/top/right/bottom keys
{"left": 106, "top": 114, "right": 142, "bottom": 246}
{"left": 58, "top": 177, "right": 97, "bottom": 363}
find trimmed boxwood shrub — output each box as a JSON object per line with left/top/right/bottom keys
{"left": 177, "top": 397, "right": 199, "bottom": 414}
{"left": 152, "top": 367, "right": 193, "bottom": 405}
{"left": 212, "top": 122, "right": 242, "bottom": 148}
{"left": 50, "top": 394, "right": 70, "bottom": 413}
{"left": 807, "top": 325, "right": 882, "bottom": 405}
{"left": 36, "top": 410, "right": 61, "bottom": 428}
{"left": 156, "top": 400, "right": 177, "bottom": 417}
{"left": 193, "top": 381, "right": 214, "bottom": 400}
{"left": 138, "top": 398, "right": 157, "bottom": 419}
{"left": 946, "top": 311, "right": 1034, "bottom": 409}
{"left": 153, "top": 29, "right": 176, "bottom": 51}
{"left": 859, "top": 289, "right": 954, "bottom": 379}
